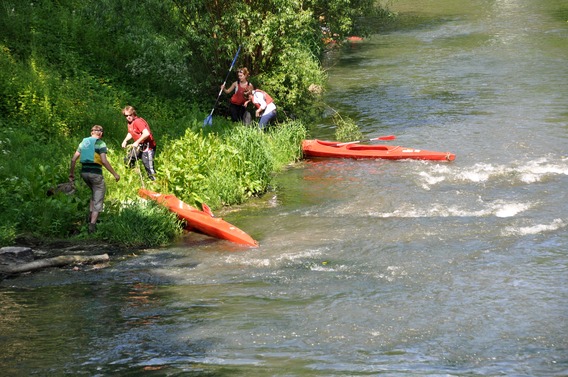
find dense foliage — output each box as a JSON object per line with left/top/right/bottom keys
{"left": 0, "top": 0, "right": 392, "bottom": 247}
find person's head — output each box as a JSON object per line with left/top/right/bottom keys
{"left": 243, "top": 85, "right": 254, "bottom": 100}
{"left": 237, "top": 68, "right": 250, "bottom": 80}
{"left": 122, "top": 106, "right": 137, "bottom": 122}
{"left": 91, "top": 125, "right": 104, "bottom": 138}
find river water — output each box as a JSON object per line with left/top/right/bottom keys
{"left": 2, "top": 1, "right": 567, "bottom": 376}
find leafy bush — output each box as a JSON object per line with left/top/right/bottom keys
{"left": 157, "top": 120, "right": 306, "bottom": 209}
{"left": 0, "top": 225, "right": 16, "bottom": 247}
{"left": 333, "top": 111, "right": 364, "bottom": 142}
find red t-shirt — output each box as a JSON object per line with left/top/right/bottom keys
{"left": 230, "top": 82, "right": 249, "bottom": 106}
{"left": 128, "top": 117, "right": 156, "bottom": 149}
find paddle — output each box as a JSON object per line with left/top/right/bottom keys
{"left": 203, "top": 45, "right": 242, "bottom": 127}
{"left": 335, "top": 135, "right": 396, "bottom": 146}
{"left": 126, "top": 145, "right": 145, "bottom": 188}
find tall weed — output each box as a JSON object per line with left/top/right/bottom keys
{"left": 265, "top": 120, "right": 307, "bottom": 168}
{"left": 97, "top": 201, "right": 183, "bottom": 248}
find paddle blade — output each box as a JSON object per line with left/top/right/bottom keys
{"left": 203, "top": 115, "right": 212, "bottom": 127}
{"left": 377, "top": 135, "right": 396, "bottom": 141}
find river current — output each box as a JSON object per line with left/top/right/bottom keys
{"left": 1, "top": 1, "right": 567, "bottom": 376}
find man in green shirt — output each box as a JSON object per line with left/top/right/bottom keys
{"left": 69, "top": 125, "right": 120, "bottom": 234}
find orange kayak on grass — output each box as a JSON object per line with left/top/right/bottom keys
{"left": 302, "top": 139, "right": 456, "bottom": 161}
{"left": 138, "top": 189, "right": 258, "bottom": 247}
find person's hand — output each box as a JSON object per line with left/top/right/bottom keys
{"left": 121, "top": 140, "right": 127, "bottom": 148}
{"left": 114, "top": 174, "right": 120, "bottom": 182}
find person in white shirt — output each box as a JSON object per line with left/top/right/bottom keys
{"left": 244, "top": 87, "right": 277, "bottom": 129}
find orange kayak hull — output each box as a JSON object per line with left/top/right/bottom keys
{"left": 302, "top": 139, "right": 455, "bottom": 161}
{"left": 138, "top": 189, "right": 258, "bottom": 247}
{"left": 346, "top": 36, "right": 364, "bottom": 42}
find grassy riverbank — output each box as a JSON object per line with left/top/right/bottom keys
{"left": 0, "top": 49, "right": 306, "bottom": 248}
{"left": 0, "top": 109, "right": 307, "bottom": 248}
{"left": 0, "top": 0, "right": 393, "bottom": 248}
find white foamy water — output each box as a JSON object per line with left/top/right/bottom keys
{"left": 418, "top": 157, "right": 568, "bottom": 190}
{"left": 361, "top": 201, "right": 531, "bottom": 218}
{"left": 502, "top": 218, "right": 566, "bottom": 236}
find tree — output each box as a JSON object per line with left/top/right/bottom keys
{"left": 170, "top": 0, "right": 379, "bottom": 116}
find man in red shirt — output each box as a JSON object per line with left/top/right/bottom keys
{"left": 121, "top": 106, "right": 157, "bottom": 181}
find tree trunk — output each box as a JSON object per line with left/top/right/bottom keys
{"left": 0, "top": 254, "right": 109, "bottom": 275}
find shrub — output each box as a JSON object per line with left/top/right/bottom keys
{"left": 97, "top": 201, "right": 183, "bottom": 248}
{"left": 333, "top": 111, "right": 364, "bottom": 142}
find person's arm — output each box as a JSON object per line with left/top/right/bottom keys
{"left": 222, "top": 81, "right": 237, "bottom": 94}
{"left": 100, "top": 153, "right": 120, "bottom": 182}
{"left": 254, "top": 92, "right": 267, "bottom": 117}
{"left": 69, "top": 151, "right": 80, "bottom": 182}
{"left": 132, "top": 129, "right": 150, "bottom": 147}
{"left": 121, "top": 133, "right": 133, "bottom": 148}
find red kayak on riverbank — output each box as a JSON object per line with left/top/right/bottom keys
{"left": 302, "top": 139, "right": 455, "bottom": 161}
{"left": 138, "top": 189, "right": 258, "bottom": 247}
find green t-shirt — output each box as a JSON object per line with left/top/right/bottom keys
{"left": 78, "top": 137, "right": 107, "bottom": 175}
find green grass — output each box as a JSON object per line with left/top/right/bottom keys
{"left": 0, "top": 113, "right": 307, "bottom": 248}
